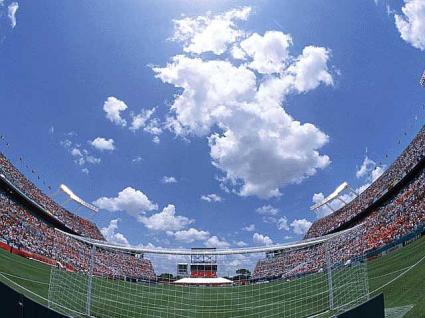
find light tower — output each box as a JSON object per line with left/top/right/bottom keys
{"left": 420, "top": 69, "right": 425, "bottom": 87}
{"left": 310, "top": 182, "right": 358, "bottom": 214}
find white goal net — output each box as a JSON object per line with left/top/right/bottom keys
{"left": 48, "top": 229, "right": 369, "bottom": 318}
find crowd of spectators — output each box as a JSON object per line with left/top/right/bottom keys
{"left": 0, "top": 154, "right": 104, "bottom": 240}
{"left": 305, "top": 126, "right": 425, "bottom": 239}
{"left": 0, "top": 188, "right": 156, "bottom": 280}
{"left": 253, "top": 136, "right": 425, "bottom": 280}
{"left": 0, "top": 127, "right": 424, "bottom": 283}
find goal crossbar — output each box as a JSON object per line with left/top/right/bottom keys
{"left": 55, "top": 226, "right": 358, "bottom": 255}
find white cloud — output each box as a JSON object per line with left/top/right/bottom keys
{"left": 103, "top": 97, "right": 128, "bottom": 127}
{"left": 61, "top": 139, "right": 100, "bottom": 167}
{"left": 154, "top": 8, "right": 334, "bottom": 198}
{"left": 101, "top": 219, "right": 129, "bottom": 246}
{"left": 242, "top": 224, "right": 255, "bottom": 232}
{"left": 204, "top": 236, "right": 230, "bottom": 248}
{"left": 161, "top": 176, "right": 177, "bottom": 184}
{"left": 155, "top": 55, "right": 256, "bottom": 136}
{"left": 152, "top": 136, "right": 160, "bottom": 144}
{"left": 144, "top": 118, "right": 163, "bottom": 135}
{"left": 277, "top": 216, "right": 289, "bottom": 231}
{"left": 93, "top": 187, "right": 158, "bottom": 217}
{"left": 387, "top": 4, "right": 396, "bottom": 16}
{"left": 290, "top": 219, "right": 312, "bottom": 235}
{"left": 235, "top": 240, "right": 248, "bottom": 247}
{"left": 262, "top": 216, "right": 278, "bottom": 224}
{"left": 286, "top": 46, "right": 333, "bottom": 92}
{"left": 256, "top": 204, "right": 279, "bottom": 216}
{"left": 356, "top": 156, "right": 376, "bottom": 178}
{"left": 71, "top": 148, "right": 82, "bottom": 157}
{"left": 231, "top": 45, "right": 246, "bottom": 60}
{"left": 258, "top": 213, "right": 290, "bottom": 231}
{"left": 132, "top": 156, "right": 143, "bottom": 164}
{"left": 171, "top": 228, "right": 210, "bottom": 243}
{"left": 60, "top": 139, "right": 72, "bottom": 148}
{"left": 130, "top": 108, "right": 156, "bottom": 131}
{"left": 200, "top": 193, "right": 222, "bottom": 202}
{"left": 253, "top": 232, "right": 273, "bottom": 245}
{"left": 138, "top": 204, "right": 192, "bottom": 231}
{"left": 85, "top": 155, "right": 101, "bottom": 164}
{"left": 356, "top": 156, "right": 386, "bottom": 182}
{"left": 312, "top": 192, "right": 325, "bottom": 205}
{"left": 395, "top": 0, "right": 425, "bottom": 51}
{"left": 172, "top": 7, "right": 251, "bottom": 55}
{"left": 240, "top": 31, "right": 292, "bottom": 74}
{"left": 7, "top": 2, "right": 18, "bottom": 28}
{"left": 130, "top": 108, "right": 163, "bottom": 141}
{"left": 90, "top": 137, "right": 115, "bottom": 151}
{"left": 81, "top": 168, "right": 89, "bottom": 174}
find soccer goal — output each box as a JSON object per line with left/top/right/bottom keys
{"left": 48, "top": 228, "right": 369, "bottom": 318}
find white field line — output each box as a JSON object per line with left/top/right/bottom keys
{"left": 0, "top": 271, "right": 49, "bottom": 285}
{"left": 369, "top": 254, "right": 425, "bottom": 294}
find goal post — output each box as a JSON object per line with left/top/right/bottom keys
{"left": 48, "top": 228, "right": 369, "bottom": 318}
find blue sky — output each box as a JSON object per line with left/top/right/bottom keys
{"left": 0, "top": 0, "right": 424, "bottom": 249}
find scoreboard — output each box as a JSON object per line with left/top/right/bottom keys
{"left": 190, "top": 248, "right": 217, "bottom": 278}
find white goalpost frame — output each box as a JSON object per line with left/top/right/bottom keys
{"left": 86, "top": 244, "right": 96, "bottom": 316}
{"left": 48, "top": 226, "right": 369, "bottom": 318}
{"left": 55, "top": 227, "right": 354, "bottom": 256}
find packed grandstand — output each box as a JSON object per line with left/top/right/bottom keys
{"left": 0, "top": 126, "right": 424, "bottom": 284}
{"left": 0, "top": 154, "right": 103, "bottom": 240}
{"left": 253, "top": 126, "right": 425, "bottom": 280}
{"left": 0, "top": 154, "right": 156, "bottom": 281}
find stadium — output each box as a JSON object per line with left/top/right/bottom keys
{"left": 1, "top": 1, "right": 425, "bottom": 317}
{"left": 0, "top": 125, "right": 423, "bottom": 317}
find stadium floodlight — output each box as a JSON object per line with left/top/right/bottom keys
{"left": 48, "top": 227, "right": 369, "bottom": 318}
{"left": 59, "top": 184, "right": 99, "bottom": 213}
{"left": 310, "top": 182, "right": 358, "bottom": 212}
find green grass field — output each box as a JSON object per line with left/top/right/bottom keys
{"left": 0, "top": 235, "right": 424, "bottom": 317}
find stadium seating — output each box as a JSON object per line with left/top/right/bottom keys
{"left": 0, "top": 154, "right": 104, "bottom": 240}
{"left": 305, "top": 126, "right": 425, "bottom": 239}
{"left": 0, "top": 153, "right": 158, "bottom": 280}
{"left": 253, "top": 126, "right": 425, "bottom": 280}
{"left": 0, "top": 188, "right": 156, "bottom": 280}
{"left": 0, "top": 126, "right": 424, "bottom": 283}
